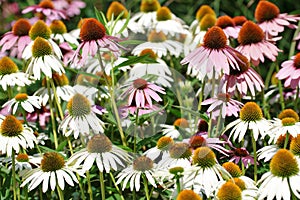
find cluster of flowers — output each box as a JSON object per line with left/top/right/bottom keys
{"left": 0, "top": 0, "right": 300, "bottom": 199}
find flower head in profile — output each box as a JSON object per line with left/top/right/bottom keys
{"left": 67, "top": 134, "right": 131, "bottom": 172}
{"left": 160, "top": 118, "right": 191, "bottom": 139}
{"left": 216, "top": 181, "right": 243, "bottom": 200}
{"left": 216, "top": 15, "right": 239, "bottom": 39}
{"left": 3, "top": 153, "right": 41, "bottom": 173}
{"left": 70, "top": 18, "right": 124, "bottom": 66}
{"left": 0, "top": 18, "right": 32, "bottom": 59}
{"left": 3, "top": 93, "right": 41, "bottom": 114}
{"left": 116, "top": 156, "right": 157, "bottom": 191}
{"left": 290, "top": 134, "right": 300, "bottom": 158}
{"left": 223, "top": 102, "right": 270, "bottom": 142}
{"left": 277, "top": 53, "right": 300, "bottom": 89}
{"left": 255, "top": 0, "right": 300, "bottom": 37}
{"left": 53, "top": 0, "right": 86, "bottom": 18}
{"left": 58, "top": 93, "right": 105, "bottom": 139}
{"left": 20, "top": 152, "right": 80, "bottom": 193}
{"left": 50, "top": 20, "right": 79, "bottom": 45}
{"left": 258, "top": 149, "right": 300, "bottom": 200}
{"left": 176, "top": 189, "right": 202, "bottom": 200}
{"left": 236, "top": 20, "right": 282, "bottom": 66}
{"left": 0, "top": 115, "right": 36, "bottom": 156}
{"left": 144, "top": 136, "right": 174, "bottom": 162}
{"left": 0, "top": 56, "right": 31, "bottom": 91}
{"left": 226, "top": 144, "right": 255, "bottom": 169}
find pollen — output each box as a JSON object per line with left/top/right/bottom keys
{"left": 173, "top": 118, "right": 189, "bottom": 128}
{"left": 270, "top": 149, "right": 299, "bottom": 177}
{"left": 133, "top": 78, "right": 148, "bottom": 89}
{"left": 290, "top": 135, "right": 300, "bottom": 156}
{"left": 41, "top": 152, "right": 65, "bottom": 172}
{"left": 169, "top": 143, "right": 192, "bottom": 159}
{"left": 238, "top": 21, "right": 265, "bottom": 45}
{"left": 133, "top": 156, "right": 153, "bottom": 171}
{"left": 199, "top": 14, "right": 216, "bottom": 31}
{"left": 12, "top": 18, "right": 31, "bottom": 36}
{"left": 29, "top": 20, "right": 51, "bottom": 40}
{"left": 294, "top": 53, "right": 300, "bottom": 69}
{"left": 39, "top": 0, "right": 54, "bottom": 9}
{"left": 216, "top": 15, "right": 235, "bottom": 29}
{"left": 222, "top": 162, "right": 242, "bottom": 178}
{"left": 32, "top": 37, "right": 52, "bottom": 57}
{"left": 189, "top": 135, "right": 206, "bottom": 150}
{"left": 52, "top": 73, "right": 69, "bottom": 86}
{"left": 281, "top": 117, "right": 296, "bottom": 126}
{"left": 0, "top": 56, "right": 19, "bottom": 75}
{"left": 139, "top": 49, "right": 157, "bottom": 59}
{"left": 239, "top": 102, "right": 263, "bottom": 122}
{"left": 50, "top": 20, "right": 67, "bottom": 34}
{"left": 169, "top": 166, "right": 184, "bottom": 175}
{"left": 233, "top": 178, "right": 246, "bottom": 191}
{"left": 156, "top": 7, "right": 172, "bottom": 21}
{"left": 156, "top": 136, "right": 174, "bottom": 150}
{"left": 0, "top": 115, "right": 23, "bottom": 137}
{"left": 15, "top": 93, "right": 28, "bottom": 101}
{"left": 176, "top": 189, "right": 202, "bottom": 200}
{"left": 278, "top": 109, "right": 299, "bottom": 121}
{"left": 217, "top": 182, "right": 242, "bottom": 200}
{"left": 16, "top": 153, "right": 29, "bottom": 162}
{"left": 229, "top": 53, "right": 250, "bottom": 76}
{"left": 196, "top": 5, "right": 215, "bottom": 22}
{"left": 80, "top": 18, "right": 106, "bottom": 41}
{"left": 87, "top": 134, "right": 112, "bottom": 153}
{"left": 255, "top": 1, "right": 280, "bottom": 23}
{"left": 140, "top": 0, "right": 161, "bottom": 13}
{"left": 106, "top": 1, "right": 128, "bottom": 21}
{"left": 148, "top": 30, "right": 167, "bottom": 42}
{"left": 233, "top": 16, "right": 247, "bottom": 26}
{"left": 276, "top": 134, "right": 293, "bottom": 148}
{"left": 67, "top": 93, "right": 91, "bottom": 117}
{"left": 197, "top": 119, "right": 208, "bottom": 132}
{"left": 192, "top": 147, "right": 216, "bottom": 168}
{"left": 203, "top": 26, "right": 227, "bottom": 49}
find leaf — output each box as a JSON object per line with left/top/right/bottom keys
{"left": 137, "top": 102, "right": 169, "bottom": 125}
{"left": 94, "top": 7, "right": 109, "bottom": 33}
{"left": 117, "top": 11, "right": 131, "bottom": 34}
{"left": 114, "top": 55, "right": 158, "bottom": 69}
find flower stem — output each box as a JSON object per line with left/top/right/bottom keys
{"left": 11, "top": 150, "right": 17, "bottom": 200}
{"left": 86, "top": 171, "right": 93, "bottom": 200}
{"left": 251, "top": 132, "right": 257, "bottom": 182}
{"left": 198, "top": 80, "right": 206, "bottom": 111}
{"left": 67, "top": 137, "right": 73, "bottom": 155}
{"left": 275, "top": 64, "right": 285, "bottom": 110}
{"left": 294, "top": 86, "right": 299, "bottom": 111}
{"left": 99, "top": 171, "right": 105, "bottom": 200}
{"left": 76, "top": 174, "right": 86, "bottom": 200}
{"left": 109, "top": 172, "right": 125, "bottom": 200}
{"left": 49, "top": 79, "right": 64, "bottom": 120}
{"left": 56, "top": 186, "right": 64, "bottom": 200}
{"left": 175, "top": 176, "right": 181, "bottom": 194}
{"left": 7, "top": 86, "right": 13, "bottom": 99}
{"left": 142, "top": 174, "right": 150, "bottom": 200}
{"left": 284, "top": 132, "right": 290, "bottom": 149}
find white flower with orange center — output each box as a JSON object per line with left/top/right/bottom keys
{"left": 50, "top": 20, "right": 79, "bottom": 45}
{"left": 3, "top": 93, "right": 41, "bottom": 114}
{"left": 160, "top": 118, "right": 191, "bottom": 139}
{"left": 176, "top": 189, "right": 202, "bottom": 200}
{"left": 144, "top": 136, "right": 174, "bottom": 162}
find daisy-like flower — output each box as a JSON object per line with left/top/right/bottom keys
{"left": 233, "top": 16, "right": 247, "bottom": 29}
{"left": 4, "top": 153, "right": 41, "bottom": 173}
{"left": 290, "top": 134, "right": 300, "bottom": 157}
{"left": 0, "top": 56, "right": 31, "bottom": 91}
{"left": 20, "top": 152, "right": 79, "bottom": 193}
{"left": 176, "top": 189, "right": 202, "bottom": 200}
{"left": 144, "top": 136, "right": 174, "bottom": 162}
{"left": 181, "top": 26, "right": 244, "bottom": 80}
{"left": 50, "top": 20, "right": 79, "bottom": 45}
{"left": 70, "top": 18, "right": 124, "bottom": 66}
{"left": 222, "top": 51, "right": 264, "bottom": 97}
{"left": 214, "top": 181, "right": 243, "bottom": 200}
{"left": 277, "top": 53, "right": 300, "bottom": 89}
{"left": 67, "top": 134, "right": 130, "bottom": 172}
{"left": 223, "top": 102, "right": 270, "bottom": 142}
{"left": 0, "top": 18, "right": 32, "bottom": 59}
{"left": 34, "top": 73, "right": 74, "bottom": 106}
{"left": 22, "top": 0, "right": 67, "bottom": 24}
{"left": 257, "top": 149, "right": 300, "bottom": 200}
{"left": 132, "top": 30, "right": 183, "bottom": 58}
{"left": 3, "top": 93, "right": 41, "bottom": 114}
{"left": 185, "top": 147, "right": 231, "bottom": 197}
{"left": 216, "top": 15, "right": 239, "bottom": 39}
{"left": 267, "top": 109, "right": 300, "bottom": 144}
{"left": 116, "top": 156, "right": 157, "bottom": 191}
{"left": 254, "top": 0, "right": 300, "bottom": 37}
{"left": 53, "top": 0, "right": 86, "bottom": 18}
{"left": 58, "top": 93, "right": 105, "bottom": 139}
{"left": 201, "top": 93, "right": 244, "bottom": 120}
{"left": 236, "top": 20, "right": 282, "bottom": 66}
{"left": 129, "top": 49, "right": 173, "bottom": 87}
{"left": 0, "top": 115, "right": 36, "bottom": 156}
{"left": 160, "top": 118, "right": 190, "bottom": 139}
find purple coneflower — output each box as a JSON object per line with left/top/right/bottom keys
{"left": 216, "top": 15, "right": 239, "bottom": 39}
{"left": 277, "top": 53, "right": 300, "bottom": 89}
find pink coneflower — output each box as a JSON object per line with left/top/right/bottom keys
{"left": 69, "top": 18, "right": 124, "bottom": 66}
{"left": 181, "top": 26, "right": 245, "bottom": 80}
{"left": 254, "top": 0, "right": 300, "bottom": 37}
{"left": 53, "top": 0, "right": 86, "bottom": 18}
{"left": 222, "top": 52, "right": 264, "bottom": 96}
{"left": 216, "top": 15, "right": 239, "bottom": 39}
{"left": 201, "top": 93, "right": 244, "bottom": 120}
{"left": 276, "top": 53, "right": 300, "bottom": 89}
{"left": 236, "top": 20, "right": 282, "bottom": 66}
{"left": 22, "top": 0, "right": 67, "bottom": 24}
{"left": 0, "top": 19, "right": 32, "bottom": 59}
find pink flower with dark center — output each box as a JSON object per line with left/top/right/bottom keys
{"left": 276, "top": 53, "right": 300, "bottom": 89}
{"left": 69, "top": 18, "right": 125, "bottom": 66}
{"left": 222, "top": 52, "right": 264, "bottom": 96}
{"left": 216, "top": 15, "right": 239, "bottom": 39}
{"left": 236, "top": 20, "right": 282, "bottom": 66}
{"left": 0, "top": 19, "right": 32, "bottom": 59}
{"left": 53, "top": 0, "right": 86, "bottom": 18}
{"left": 255, "top": 1, "right": 300, "bottom": 37}
{"left": 181, "top": 26, "right": 245, "bottom": 80}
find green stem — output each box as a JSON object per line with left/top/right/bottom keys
{"left": 175, "top": 176, "right": 181, "bottom": 194}
{"left": 264, "top": 63, "right": 276, "bottom": 89}
{"left": 289, "top": 21, "right": 300, "bottom": 58}
{"left": 86, "top": 171, "right": 93, "bottom": 200}
{"left": 142, "top": 174, "right": 150, "bottom": 200}
{"left": 134, "top": 108, "right": 140, "bottom": 153}
{"left": 49, "top": 79, "right": 64, "bottom": 120}
{"left": 21, "top": 108, "right": 29, "bottom": 125}
{"left": 261, "top": 90, "right": 271, "bottom": 120}
{"left": 251, "top": 132, "right": 257, "bottom": 182}
{"left": 109, "top": 172, "right": 125, "bottom": 200}
{"left": 67, "top": 137, "right": 74, "bottom": 155}
{"left": 294, "top": 87, "right": 299, "bottom": 111}
{"left": 215, "top": 104, "right": 224, "bottom": 137}
{"left": 57, "top": 185, "right": 64, "bottom": 200}
{"left": 76, "top": 174, "right": 86, "bottom": 200}
{"left": 275, "top": 64, "right": 285, "bottom": 110}
{"left": 12, "top": 151, "right": 17, "bottom": 200}
{"left": 284, "top": 132, "right": 290, "bottom": 149}
{"left": 99, "top": 171, "right": 105, "bottom": 200}
{"left": 7, "top": 86, "right": 13, "bottom": 99}
{"left": 198, "top": 80, "right": 206, "bottom": 111}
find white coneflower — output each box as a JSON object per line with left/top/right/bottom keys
{"left": 3, "top": 93, "right": 41, "bottom": 114}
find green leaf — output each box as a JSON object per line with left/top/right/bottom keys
{"left": 119, "top": 39, "right": 145, "bottom": 45}
{"left": 94, "top": 7, "right": 109, "bottom": 33}
{"left": 117, "top": 11, "right": 131, "bottom": 35}
{"left": 114, "top": 55, "right": 158, "bottom": 69}
{"left": 137, "top": 102, "right": 169, "bottom": 125}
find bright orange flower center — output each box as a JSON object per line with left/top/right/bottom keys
{"left": 12, "top": 19, "right": 31, "bottom": 36}
{"left": 255, "top": 1, "right": 280, "bottom": 23}
{"left": 216, "top": 15, "right": 235, "bottom": 28}
{"left": 203, "top": 26, "right": 227, "bottom": 49}
{"left": 80, "top": 18, "right": 106, "bottom": 41}
{"left": 238, "top": 21, "right": 265, "bottom": 45}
